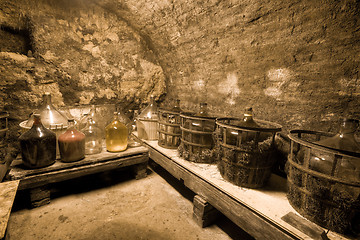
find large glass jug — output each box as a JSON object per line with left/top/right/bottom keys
{"left": 77, "top": 105, "right": 97, "bottom": 131}
{"left": 25, "top": 92, "right": 68, "bottom": 129}
{"left": 82, "top": 117, "right": 103, "bottom": 155}
{"left": 309, "top": 118, "right": 360, "bottom": 181}
{"left": 137, "top": 95, "right": 158, "bottom": 140}
{"left": 128, "top": 110, "right": 141, "bottom": 147}
{"left": 105, "top": 112, "right": 128, "bottom": 152}
{"left": 58, "top": 119, "right": 85, "bottom": 162}
{"left": 19, "top": 114, "right": 57, "bottom": 168}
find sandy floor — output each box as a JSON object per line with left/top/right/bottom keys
{"left": 6, "top": 163, "right": 253, "bottom": 240}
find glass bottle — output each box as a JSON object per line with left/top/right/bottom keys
{"left": 19, "top": 114, "right": 56, "bottom": 168}
{"left": 117, "top": 109, "right": 132, "bottom": 133}
{"left": 58, "top": 119, "right": 85, "bottom": 162}
{"left": 82, "top": 117, "right": 103, "bottom": 155}
{"left": 105, "top": 112, "right": 128, "bottom": 152}
{"left": 137, "top": 95, "right": 159, "bottom": 140}
{"left": 139, "top": 95, "right": 158, "bottom": 120}
{"left": 172, "top": 99, "right": 181, "bottom": 113}
{"left": 77, "top": 105, "right": 97, "bottom": 131}
{"left": 310, "top": 118, "right": 360, "bottom": 180}
{"left": 226, "top": 107, "right": 260, "bottom": 146}
{"left": 25, "top": 92, "right": 68, "bottom": 129}
{"left": 128, "top": 110, "right": 141, "bottom": 147}
{"left": 241, "top": 107, "right": 259, "bottom": 128}
{"left": 197, "top": 102, "right": 208, "bottom": 117}
{"left": 77, "top": 113, "right": 89, "bottom": 131}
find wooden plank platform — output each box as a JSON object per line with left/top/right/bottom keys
{"left": 140, "top": 139, "right": 353, "bottom": 240}
{"left": 6, "top": 146, "right": 148, "bottom": 207}
{"left": 0, "top": 180, "right": 19, "bottom": 240}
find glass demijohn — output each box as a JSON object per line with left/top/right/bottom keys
{"left": 137, "top": 95, "right": 159, "bottom": 140}
{"left": 82, "top": 117, "right": 103, "bottom": 155}
{"left": 105, "top": 112, "right": 128, "bottom": 152}
{"left": 19, "top": 114, "right": 57, "bottom": 168}
{"left": 128, "top": 110, "right": 141, "bottom": 147}
{"left": 58, "top": 119, "right": 85, "bottom": 162}
{"left": 309, "top": 118, "right": 360, "bottom": 181}
{"left": 25, "top": 92, "right": 68, "bottom": 129}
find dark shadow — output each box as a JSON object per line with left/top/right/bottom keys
{"left": 12, "top": 166, "right": 153, "bottom": 211}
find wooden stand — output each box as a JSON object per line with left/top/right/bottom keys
{"left": 139, "top": 137, "right": 353, "bottom": 240}
{"left": 192, "top": 195, "right": 220, "bottom": 227}
{"left": 7, "top": 146, "right": 148, "bottom": 208}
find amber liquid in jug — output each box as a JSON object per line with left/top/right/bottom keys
{"left": 105, "top": 112, "right": 128, "bottom": 152}
{"left": 58, "top": 119, "right": 85, "bottom": 162}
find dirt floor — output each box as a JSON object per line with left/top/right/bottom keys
{"left": 6, "top": 162, "right": 254, "bottom": 240}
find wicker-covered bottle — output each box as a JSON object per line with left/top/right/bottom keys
{"left": 287, "top": 118, "right": 360, "bottom": 234}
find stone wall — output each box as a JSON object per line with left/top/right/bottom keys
{"left": 110, "top": 0, "right": 360, "bottom": 134}
{"left": 1, "top": 0, "right": 359, "bottom": 142}
{"left": 0, "top": 0, "right": 166, "bottom": 143}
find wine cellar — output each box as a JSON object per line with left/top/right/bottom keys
{"left": 0, "top": 0, "right": 359, "bottom": 239}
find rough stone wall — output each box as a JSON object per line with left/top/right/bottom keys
{"left": 0, "top": 0, "right": 166, "bottom": 143}
{"left": 1, "top": 0, "right": 360, "bottom": 143}
{"left": 109, "top": 0, "right": 360, "bottom": 133}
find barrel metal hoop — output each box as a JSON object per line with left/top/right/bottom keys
{"left": 158, "top": 121, "right": 181, "bottom": 127}
{"left": 216, "top": 117, "right": 282, "bottom": 133}
{"left": 181, "top": 138, "right": 213, "bottom": 148}
{"left": 157, "top": 129, "right": 181, "bottom": 137}
{"left": 219, "top": 142, "right": 256, "bottom": 153}
{"left": 180, "top": 126, "right": 214, "bottom": 135}
{"left": 287, "top": 156, "right": 360, "bottom": 187}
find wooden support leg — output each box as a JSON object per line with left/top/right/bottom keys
{"left": 193, "top": 195, "right": 219, "bottom": 228}
{"left": 132, "top": 161, "right": 148, "bottom": 180}
{"left": 28, "top": 186, "right": 50, "bottom": 208}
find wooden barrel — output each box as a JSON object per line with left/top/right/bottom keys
{"left": 288, "top": 130, "right": 360, "bottom": 234}
{"left": 157, "top": 109, "right": 181, "bottom": 149}
{"left": 215, "top": 118, "right": 281, "bottom": 188}
{"left": 178, "top": 112, "right": 217, "bottom": 163}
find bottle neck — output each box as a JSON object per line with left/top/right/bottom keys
{"left": 86, "top": 118, "right": 95, "bottom": 128}
{"left": 43, "top": 94, "right": 51, "bottom": 105}
{"left": 173, "top": 99, "right": 181, "bottom": 112}
{"left": 113, "top": 112, "right": 119, "bottom": 121}
{"left": 243, "top": 107, "right": 254, "bottom": 122}
{"left": 339, "top": 119, "right": 358, "bottom": 137}
{"left": 67, "top": 120, "right": 76, "bottom": 130}
{"left": 243, "top": 113, "right": 253, "bottom": 122}
{"left": 32, "top": 115, "right": 42, "bottom": 126}
{"left": 199, "top": 103, "right": 208, "bottom": 116}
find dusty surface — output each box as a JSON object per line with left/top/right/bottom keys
{"left": 6, "top": 165, "right": 253, "bottom": 240}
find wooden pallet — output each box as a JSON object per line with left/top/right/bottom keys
{"left": 139, "top": 138, "right": 354, "bottom": 240}
{"left": 6, "top": 146, "right": 148, "bottom": 208}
